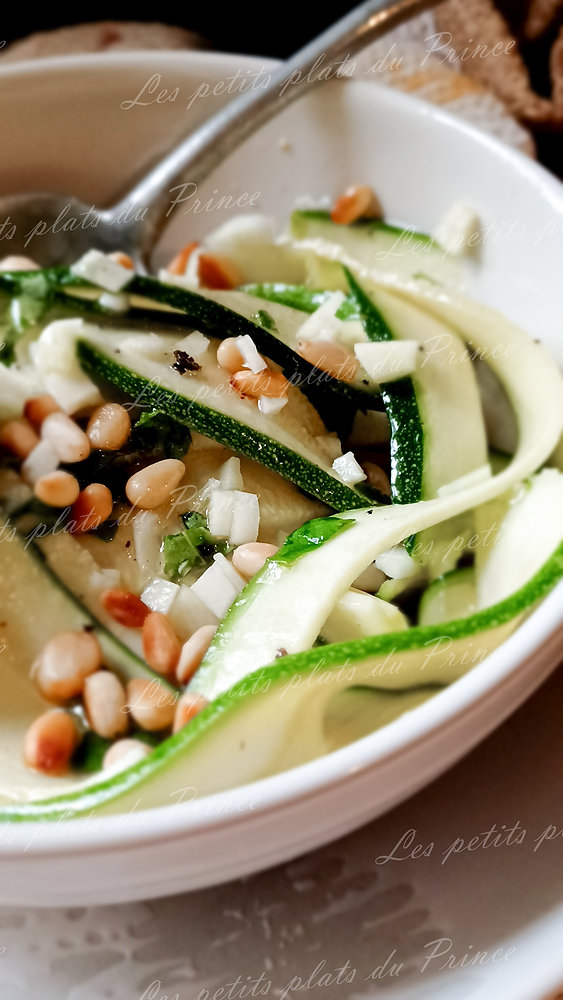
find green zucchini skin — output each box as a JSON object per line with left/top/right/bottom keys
{"left": 77, "top": 340, "right": 381, "bottom": 512}
{"left": 345, "top": 269, "right": 424, "bottom": 505}
{"left": 128, "top": 276, "right": 383, "bottom": 434}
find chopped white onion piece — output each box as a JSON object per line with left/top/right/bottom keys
{"left": 71, "top": 250, "right": 132, "bottom": 292}
{"left": 120, "top": 332, "right": 165, "bottom": 359}
{"left": 212, "top": 552, "right": 246, "bottom": 591}
{"left": 140, "top": 577, "right": 180, "bottom": 614}
{"left": 21, "top": 440, "right": 59, "bottom": 485}
{"left": 437, "top": 464, "right": 492, "bottom": 497}
{"left": 208, "top": 489, "right": 236, "bottom": 538}
{"left": 175, "top": 331, "right": 210, "bottom": 358}
{"left": 133, "top": 511, "right": 163, "bottom": 578}
{"left": 218, "top": 456, "right": 244, "bottom": 491}
{"left": 332, "top": 451, "right": 367, "bottom": 485}
{"left": 44, "top": 372, "right": 102, "bottom": 415}
{"left": 236, "top": 334, "right": 267, "bottom": 373}
{"left": 433, "top": 202, "right": 480, "bottom": 255}
{"left": 99, "top": 291, "right": 129, "bottom": 313}
{"left": 190, "top": 559, "right": 242, "bottom": 618}
{"left": 354, "top": 341, "right": 419, "bottom": 383}
{"left": 257, "top": 396, "right": 288, "bottom": 416}
{"left": 229, "top": 492, "right": 260, "bottom": 545}
{"left": 168, "top": 584, "right": 218, "bottom": 640}
{"left": 375, "top": 545, "right": 418, "bottom": 580}
{"left": 297, "top": 292, "right": 347, "bottom": 343}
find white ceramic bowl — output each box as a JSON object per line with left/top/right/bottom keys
{"left": 0, "top": 51, "right": 561, "bottom": 907}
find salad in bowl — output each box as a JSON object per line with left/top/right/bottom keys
{"left": 0, "top": 186, "right": 561, "bottom": 821}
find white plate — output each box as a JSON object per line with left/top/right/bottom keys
{"left": 0, "top": 51, "right": 561, "bottom": 906}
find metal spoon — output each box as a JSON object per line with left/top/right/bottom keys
{"left": 1, "top": 0, "right": 437, "bottom": 269}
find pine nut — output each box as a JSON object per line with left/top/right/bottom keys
{"left": 0, "top": 418, "right": 40, "bottom": 459}
{"left": 23, "top": 394, "right": 61, "bottom": 429}
{"left": 166, "top": 241, "right": 199, "bottom": 276}
{"left": 143, "top": 612, "right": 181, "bottom": 677}
{"left": 126, "top": 678, "right": 176, "bottom": 731}
{"left": 34, "top": 470, "right": 80, "bottom": 507}
{"left": 330, "top": 185, "right": 383, "bottom": 225}
{"left": 23, "top": 710, "right": 79, "bottom": 775}
{"left": 231, "top": 542, "right": 279, "bottom": 579}
{"left": 198, "top": 253, "right": 242, "bottom": 290}
{"left": 103, "top": 738, "right": 151, "bottom": 771}
{"left": 173, "top": 692, "right": 208, "bottom": 734}
{"left": 362, "top": 461, "right": 391, "bottom": 496}
{"left": 33, "top": 629, "right": 103, "bottom": 702}
{"left": 41, "top": 412, "right": 90, "bottom": 464}
{"left": 176, "top": 625, "right": 217, "bottom": 685}
{"left": 0, "top": 255, "right": 39, "bottom": 271}
{"left": 108, "top": 251, "right": 134, "bottom": 270}
{"left": 69, "top": 483, "right": 113, "bottom": 534}
{"left": 101, "top": 589, "right": 150, "bottom": 628}
{"left": 87, "top": 403, "right": 131, "bottom": 451}
{"left": 217, "top": 338, "right": 245, "bottom": 373}
{"left": 83, "top": 671, "right": 129, "bottom": 739}
{"left": 230, "top": 370, "right": 289, "bottom": 399}
{"left": 297, "top": 340, "right": 358, "bottom": 383}
{"left": 125, "top": 458, "right": 185, "bottom": 510}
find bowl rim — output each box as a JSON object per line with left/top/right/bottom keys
{"left": 0, "top": 49, "right": 561, "bottom": 853}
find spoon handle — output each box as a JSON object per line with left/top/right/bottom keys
{"left": 112, "top": 0, "right": 438, "bottom": 261}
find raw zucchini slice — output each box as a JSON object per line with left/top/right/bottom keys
{"left": 76, "top": 326, "right": 379, "bottom": 510}
{"left": 418, "top": 567, "right": 477, "bottom": 626}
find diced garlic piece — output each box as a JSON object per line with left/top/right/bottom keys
{"left": 236, "top": 334, "right": 267, "bottom": 373}
{"left": 44, "top": 372, "right": 102, "bottom": 415}
{"left": 71, "top": 249, "right": 132, "bottom": 292}
{"left": 332, "top": 451, "right": 366, "bottom": 485}
{"left": 140, "top": 577, "right": 180, "bottom": 614}
{"left": 218, "top": 456, "right": 244, "bottom": 491}
{"left": 354, "top": 341, "right": 419, "bottom": 384}
{"left": 229, "top": 492, "right": 260, "bottom": 546}
{"left": 433, "top": 202, "right": 480, "bottom": 255}
{"left": 375, "top": 545, "right": 418, "bottom": 579}
{"left": 208, "top": 489, "right": 236, "bottom": 538}
{"left": 99, "top": 291, "right": 129, "bottom": 313}
{"left": 190, "top": 557, "right": 244, "bottom": 618}
{"left": 297, "top": 292, "right": 347, "bottom": 343}
{"left": 168, "top": 584, "right": 218, "bottom": 640}
{"left": 175, "top": 331, "right": 210, "bottom": 358}
{"left": 257, "top": 396, "right": 288, "bottom": 416}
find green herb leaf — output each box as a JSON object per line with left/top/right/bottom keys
{"left": 162, "top": 510, "right": 230, "bottom": 580}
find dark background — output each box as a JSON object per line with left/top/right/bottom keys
{"left": 2, "top": 4, "right": 359, "bottom": 57}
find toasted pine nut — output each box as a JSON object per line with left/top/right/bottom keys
{"left": 32, "top": 629, "right": 103, "bottom": 702}
{"left": 126, "top": 678, "right": 176, "bottom": 731}
{"left": 166, "top": 241, "right": 199, "bottom": 276}
{"left": 231, "top": 542, "right": 279, "bottom": 580}
{"left": 173, "top": 692, "right": 208, "bottom": 733}
{"left": 34, "top": 470, "right": 80, "bottom": 508}
{"left": 103, "top": 738, "right": 151, "bottom": 771}
{"left": 297, "top": 339, "right": 358, "bottom": 383}
{"left": 176, "top": 625, "right": 217, "bottom": 685}
{"left": 0, "top": 255, "right": 39, "bottom": 272}
{"left": 83, "top": 671, "right": 129, "bottom": 739}
{"left": 125, "top": 458, "right": 185, "bottom": 510}
{"left": 143, "top": 612, "right": 181, "bottom": 678}
{"left": 23, "top": 394, "right": 61, "bottom": 429}
{"left": 101, "top": 589, "right": 150, "bottom": 628}
{"left": 230, "top": 370, "right": 289, "bottom": 399}
{"left": 0, "top": 418, "right": 40, "bottom": 459}
{"left": 330, "top": 184, "right": 383, "bottom": 225}
{"left": 87, "top": 403, "right": 131, "bottom": 451}
{"left": 108, "top": 251, "right": 135, "bottom": 270}
{"left": 69, "top": 483, "right": 113, "bottom": 534}
{"left": 362, "top": 461, "right": 391, "bottom": 496}
{"left": 216, "top": 338, "right": 245, "bottom": 373}
{"left": 198, "top": 253, "right": 242, "bottom": 290}
{"left": 23, "top": 710, "right": 79, "bottom": 775}
{"left": 41, "top": 412, "right": 90, "bottom": 464}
